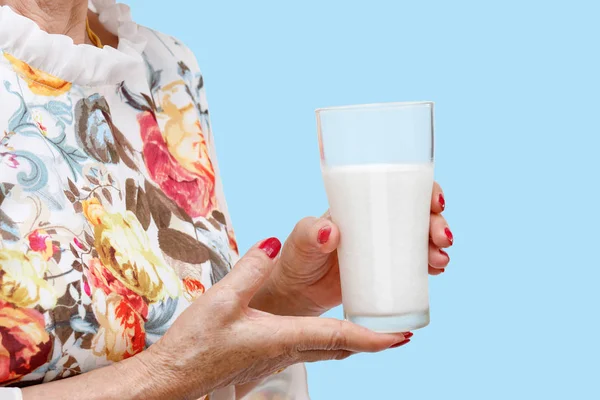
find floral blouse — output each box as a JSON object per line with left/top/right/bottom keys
{"left": 0, "top": 2, "right": 309, "bottom": 399}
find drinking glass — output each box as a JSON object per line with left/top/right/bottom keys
{"left": 317, "top": 101, "right": 434, "bottom": 333}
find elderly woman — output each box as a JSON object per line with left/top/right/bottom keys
{"left": 0, "top": 1, "right": 454, "bottom": 399}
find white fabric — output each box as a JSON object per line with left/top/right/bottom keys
{"left": 0, "top": 388, "right": 23, "bottom": 400}
{"left": 0, "top": 1, "right": 145, "bottom": 86}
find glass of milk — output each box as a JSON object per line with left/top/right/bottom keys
{"left": 317, "top": 101, "right": 434, "bottom": 333}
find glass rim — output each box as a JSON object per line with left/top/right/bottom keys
{"left": 315, "top": 101, "right": 434, "bottom": 114}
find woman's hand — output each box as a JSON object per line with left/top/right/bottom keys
{"left": 137, "top": 238, "right": 408, "bottom": 399}
{"left": 251, "top": 182, "right": 453, "bottom": 317}
{"left": 21, "top": 239, "right": 406, "bottom": 400}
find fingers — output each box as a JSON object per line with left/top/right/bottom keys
{"left": 284, "top": 317, "right": 406, "bottom": 353}
{"left": 285, "top": 216, "right": 340, "bottom": 256}
{"left": 430, "top": 213, "right": 453, "bottom": 248}
{"left": 429, "top": 265, "right": 445, "bottom": 275}
{"left": 429, "top": 241, "right": 449, "bottom": 269}
{"left": 430, "top": 181, "right": 445, "bottom": 214}
{"left": 216, "top": 237, "right": 281, "bottom": 302}
{"left": 429, "top": 182, "right": 452, "bottom": 275}
{"left": 296, "top": 334, "right": 411, "bottom": 363}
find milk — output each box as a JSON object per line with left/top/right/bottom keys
{"left": 322, "top": 163, "right": 434, "bottom": 332}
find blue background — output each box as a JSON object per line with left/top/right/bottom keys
{"left": 125, "top": 1, "right": 599, "bottom": 398}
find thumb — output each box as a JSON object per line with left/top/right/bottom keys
{"left": 284, "top": 215, "right": 339, "bottom": 259}
{"left": 217, "top": 237, "right": 281, "bottom": 303}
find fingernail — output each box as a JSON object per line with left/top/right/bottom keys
{"left": 444, "top": 227, "right": 453, "bottom": 244}
{"left": 317, "top": 226, "right": 332, "bottom": 244}
{"left": 439, "top": 249, "right": 449, "bottom": 258}
{"left": 259, "top": 237, "right": 282, "bottom": 259}
{"left": 440, "top": 269, "right": 446, "bottom": 274}
{"left": 439, "top": 193, "right": 445, "bottom": 210}
{"left": 390, "top": 339, "right": 410, "bottom": 348}
{"left": 402, "top": 332, "right": 414, "bottom": 339}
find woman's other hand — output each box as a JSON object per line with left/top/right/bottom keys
{"left": 252, "top": 182, "right": 453, "bottom": 317}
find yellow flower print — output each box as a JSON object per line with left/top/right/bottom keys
{"left": 4, "top": 53, "right": 72, "bottom": 96}
{"left": 82, "top": 197, "right": 105, "bottom": 226}
{"left": 0, "top": 248, "right": 57, "bottom": 309}
{"left": 83, "top": 199, "right": 181, "bottom": 302}
{"left": 158, "top": 80, "right": 215, "bottom": 180}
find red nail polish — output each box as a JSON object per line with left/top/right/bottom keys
{"left": 444, "top": 227, "right": 453, "bottom": 244}
{"left": 402, "top": 332, "right": 414, "bottom": 339}
{"left": 439, "top": 249, "right": 449, "bottom": 258}
{"left": 439, "top": 193, "right": 445, "bottom": 210}
{"left": 390, "top": 339, "right": 410, "bottom": 348}
{"left": 259, "top": 237, "right": 282, "bottom": 259}
{"left": 317, "top": 226, "right": 332, "bottom": 244}
{"left": 439, "top": 269, "right": 446, "bottom": 274}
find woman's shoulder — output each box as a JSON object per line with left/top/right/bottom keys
{"left": 129, "top": 25, "right": 209, "bottom": 119}
{"left": 137, "top": 25, "right": 203, "bottom": 77}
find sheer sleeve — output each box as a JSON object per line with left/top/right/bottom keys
{"left": 242, "top": 364, "right": 311, "bottom": 400}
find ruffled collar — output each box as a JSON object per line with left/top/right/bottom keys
{"left": 0, "top": 0, "right": 147, "bottom": 86}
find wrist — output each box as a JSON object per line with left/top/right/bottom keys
{"left": 20, "top": 348, "right": 189, "bottom": 400}
{"left": 128, "top": 347, "right": 190, "bottom": 400}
